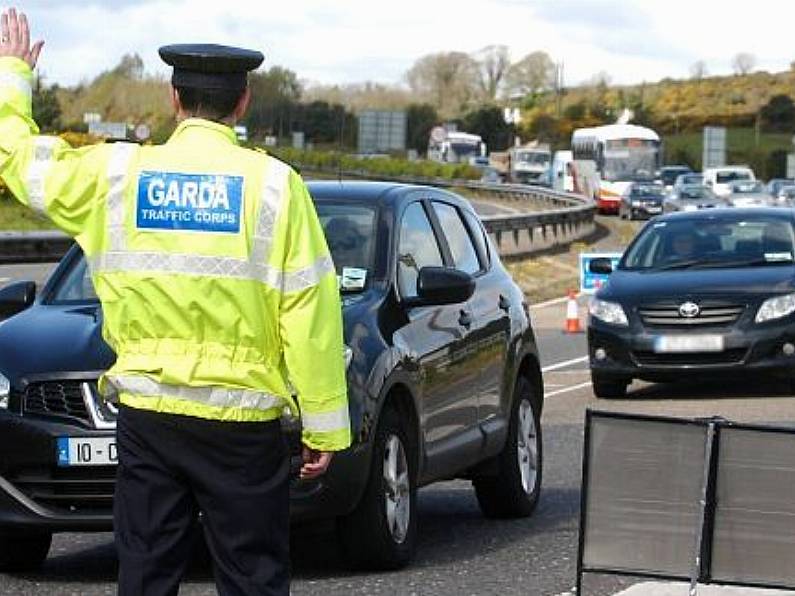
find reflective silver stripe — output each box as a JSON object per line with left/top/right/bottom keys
{"left": 105, "top": 143, "right": 137, "bottom": 252}
{"left": 280, "top": 254, "right": 335, "bottom": 293}
{"left": 25, "top": 136, "right": 58, "bottom": 214}
{"left": 0, "top": 72, "right": 32, "bottom": 101}
{"left": 89, "top": 251, "right": 333, "bottom": 293}
{"left": 251, "top": 159, "right": 290, "bottom": 264}
{"left": 109, "top": 374, "right": 284, "bottom": 411}
{"left": 302, "top": 405, "right": 351, "bottom": 434}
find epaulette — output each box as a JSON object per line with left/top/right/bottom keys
{"left": 254, "top": 147, "right": 300, "bottom": 175}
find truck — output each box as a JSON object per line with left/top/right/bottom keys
{"left": 427, "top": 127, "right": 487, "bottom": 165}
{"left": 489, "top": 141, "right": 552, "bottom": 185}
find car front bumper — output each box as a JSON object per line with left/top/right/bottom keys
{"left": 0, "top": 410, "right": 368, "bottom": 532}
{"left": 588, "top": 318, "right": 795, "bottom": 383}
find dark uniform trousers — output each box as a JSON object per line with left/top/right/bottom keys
{"left": 114, "top": 404, "right": 290, "bottom": 596}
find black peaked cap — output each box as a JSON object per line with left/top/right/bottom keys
{"left": 159, "top": 43, "right": 264, "bottom": 90}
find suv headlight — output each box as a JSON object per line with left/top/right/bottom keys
{"left": 756, "top": 293, "right": 795, "bottom": 323}
{"left": 589, "top": 298, "right": 628, "bottom": 326}
{"left": 0, "top": 373, "right": 9, "bottom": 409}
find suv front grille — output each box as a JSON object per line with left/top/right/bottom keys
{"left": 23, "top": 381, "right": 90, "bottom": 422}
{"left": 639, "top": 302, "right": 746, "bottom": 327}
{"left": 7, "top": 466, "right": 115, "bottom": 513}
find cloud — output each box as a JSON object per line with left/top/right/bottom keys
{"left": 4, "top": 0, "right": 793, "bottom": 89}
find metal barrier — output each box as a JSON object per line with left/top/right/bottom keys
{"left": 0, "top": 176, "right": 595, "bottom": 263}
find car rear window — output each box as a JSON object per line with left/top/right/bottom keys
{"left": 716, "top": 171, "right": 751, "bottom": 183}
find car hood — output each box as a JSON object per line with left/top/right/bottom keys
{"left": 602, "top": 266, "right": 795, "bottom": 303}
{"left": 0, "top": 304, "right": 115, "bottom": 383}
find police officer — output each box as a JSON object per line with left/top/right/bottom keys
{"left": 0, "top": 8, "right": 350, "bottom": 595}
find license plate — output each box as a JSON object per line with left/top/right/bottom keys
{"left": 646, "top": 206, "right": 662, "bottom": 213}
{"left": 654, "top": 335, "right": 724, "bottom": 353}
{"left": 57, "top": 437, "right": 118, "bottom": 466}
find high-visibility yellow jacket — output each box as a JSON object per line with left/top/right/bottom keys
{"left": 0, "top": 57, "right": 350, "bottom": 451}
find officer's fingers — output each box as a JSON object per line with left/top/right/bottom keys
{"left": 7, "top": 8, "right": 18, "bottom": 47}
{"left": 18, "top": 12, "right": 29, "bottom": 52}
{"left": 27, "top": 40, "right": 43, "bottom": 68}
{"left": 1, "top": 12, "right": 9, "bottom": 45}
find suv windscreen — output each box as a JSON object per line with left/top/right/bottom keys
{"left": 316, "top": 202, "right": 377, "bottom": 282}
{"left": 716, "top": 171, "right": 752, "bottom": 184}
{"left": 622, "top": 217, "right": 795, "bottom": 270}
{"left": 51, "top": 255, "right": 98, "bottom": 303}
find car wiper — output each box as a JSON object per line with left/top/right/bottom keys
{"left": 651, "top": 259, "right": 704, "bottom": 270}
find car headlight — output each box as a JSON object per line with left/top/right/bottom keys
{"left": 344, "top": 345, "right": 353, "bottom": 369}
{"left": 0, "top": 372, "right": 9, "bottom": 409}
{"left": 589, "top": 298, "right": 629, "bottom": 326}
{"left": 631, "top": 200, "right": 642, "bottom": 207}
{"left": 756, "top": 293, "right": 795, "bottom": 323}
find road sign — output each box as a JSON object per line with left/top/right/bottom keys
{"left": 579, "top": 251, "right": 622, "bottom": 294}
{"left": 88, "top": 121, "right": 127, "bottom": 140}
{"left": 703, "top": 126, "right": 726, "bottom": 169}
{"left": 134, "top": 124, "right": 150, "bottom": 141}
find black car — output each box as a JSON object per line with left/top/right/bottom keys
{"left": 587, "top": 208, "right": 795, "bottom": 398}
{"left": 659, "top": 165, "right": 692, "bottom": 189}
{"left": 0, "top": 181, "right": 544, "bottom": 570}
{"left": 619, "top": 182, "right": 666, "bottom": 220}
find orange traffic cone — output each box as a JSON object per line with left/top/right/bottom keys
{"left": 565, "top": 289, "right": 581, "bottom": 333}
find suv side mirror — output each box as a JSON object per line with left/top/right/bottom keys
{"left": 588, "top": 258, "right": 613, "bottom": 274}
{"left": 0, "top": 281, "right": 36, "bottom": 321}
{"left": 414, "top": 267, "right": 475, "bottom": 306}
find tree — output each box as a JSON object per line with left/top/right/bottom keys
{"left": 504, "top": 51, "right": 555, "bottom": 98}
{"left": 461, "top": 105, "right": 513, "bottom": 151}
{"left": 405, "top": 52, "right": 480, "bottom": 119}
{"left": 760, "top": 94, "right": 795, "bottom": 132}
{"left": 406, "top": 103, "right": 439, "bottom": 153}
{"left": 473, "top": 45, "right": 511, "bottom": 101}
{"left": 32, "top": 80, "right": 61, "bottom": 131}
{"left": 731, "top": 52, "right": 756, "bottom": 76}
{"left": 690, "top": 60, "right": 708, "bottom": 80}
{"left": 245, "top": 66, "right": 302, "bottom": 138}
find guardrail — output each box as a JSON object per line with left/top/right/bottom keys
{"left": 0, "top": 176, "right": 595, "bottom": 263}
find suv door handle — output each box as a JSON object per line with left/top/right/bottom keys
{"left": 458, "top": 310, "right": 472, "bottom": 328}
{"left": 498, "top": 295, "right": 511, "bottom": 312}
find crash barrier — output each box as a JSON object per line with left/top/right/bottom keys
{"left": 0, "top": 230, "right": 75, "bottom": 264}
{"left": 0, "top": 175, "right": 594, "bottom": 263}
{"left": 306, "top": 168, "right": 596, "bottom": 258}
{"left": 577, "top": 409, "right": 795, "bottom": 594}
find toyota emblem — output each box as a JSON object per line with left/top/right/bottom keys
{"left": 679, "top": 302, "right": 700, "bottom": 318}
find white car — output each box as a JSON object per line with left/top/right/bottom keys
{"left": 703, "top": 166, "right": 755, "bottom": 197}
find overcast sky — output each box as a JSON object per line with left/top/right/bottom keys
{"left": 9, "top": 0, "right": 794, "bottom": 89}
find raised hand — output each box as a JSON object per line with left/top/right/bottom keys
{"left": 0, "top": 7, "right": 43, "bottom": 68}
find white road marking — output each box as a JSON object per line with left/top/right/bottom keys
{"left": 545, "top": 381, "right": 592, "bottom": 397}
{"left": 542, "top": 355, "right": 589, "bottom": 373}
{"left": 530, "top": 295, "right": 572, "bottom": 309}
{"left": 612, "top": 582, "right": 795, "bottom": 595}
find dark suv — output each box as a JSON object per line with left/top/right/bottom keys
{"left": 0, "top": 181, "right": 544, "bottom": 571}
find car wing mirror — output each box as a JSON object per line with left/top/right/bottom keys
{"left": 0, "top": 280, "right": 36, "bottom": 321}
{"left": 412, "top": 267, "right": 475, "bottom": 306}
{"left": 588, "top": 258, "right": 614, "bottom": 275}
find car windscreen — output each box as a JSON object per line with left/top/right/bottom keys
{"left": 679, "top": 186, "right": 715, "bottom": 200}
{"left": 50, "top": 254, "right": 98, "bottom": 303}
{"left": 730, "top": 181, "right": 764, "bottom": 194}
{"left": 621, "top": 217, "right": 795, "bottom": 270}
{"left": 631, "top": 185, "right": 665, "bottom": 198}
{"left": 661, "top": 168, "right": 689, "bottom": 185}
{"left": 315, "top": 202, "right": 377, "bottom": 290}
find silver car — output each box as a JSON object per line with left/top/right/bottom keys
{"left": 726, "top": 180, "right": 773, "bottom": 208}
{"left": 663, "top": 184, "right": 728, "bottom": 212}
